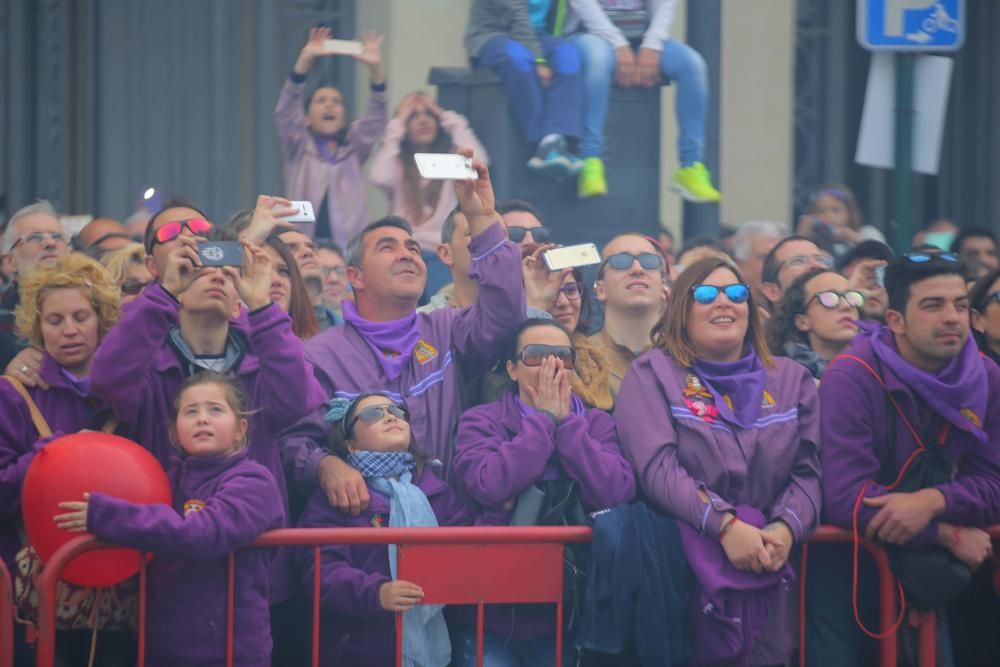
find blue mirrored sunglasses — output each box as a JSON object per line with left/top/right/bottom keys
{"left": 692, "top": 283, "right": 750, "bottom": 305}
{"left": 904, "top": 251, "right": 959, "bottom": 263}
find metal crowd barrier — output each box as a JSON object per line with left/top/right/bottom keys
{"left": 26, "top": 524, "right": 1000, "bottom": 667}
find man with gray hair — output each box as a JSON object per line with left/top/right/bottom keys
{"left": 1, "top": 200, "right": 70, "bottom": 369}
{"left": 732, "top": 220, "right": 786, "bottom": 307}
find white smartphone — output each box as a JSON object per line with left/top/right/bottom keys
{"left": 543, "top": 243, "right": 601, "bottom": 271}
{"left": 321, "top": 39, "right": 362, "bottom": 56}
{"left": 414, "top": 153, "right": 478, "bottom": 180}
{"left": 284, "top": 201, "right": 316, "bottom": 223}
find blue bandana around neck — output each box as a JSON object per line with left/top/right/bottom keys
{"left": 341, "top": 301, "right": 422, "bottom": 381}
{"left": 863, "top": 322, "right": 988, "bottom": 443}
{"left": 690, "top": 347, "right": 766, "bottom": 429}
{"left": 360, "top": 461, "right": 451, "bottom": 666}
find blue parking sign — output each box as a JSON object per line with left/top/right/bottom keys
{"left": 858, "top": 0, "right": 964, "bottom": 51}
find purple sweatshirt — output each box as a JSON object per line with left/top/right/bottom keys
{"left": 818, "top": 333, "right": 1000, "bottom": 544}
{"left": 0, "top": 354, "right": 120, "bottom": 567}
{"left": 281, "top": 223, "right": 525, "bottom": 485}
{"left": 295, "top": 468, "right": 475, "bottom": 667}
{"left": 88, "top": 449, "right": 285, "bottom": 667}
{"left": 451, "top": 389, "right": 635, "bottom": 640}
{"left": 614, "top": 350, "right": 821, "bottom": 664}
{"left": 90, "top": 284, "right": 326, "bottom": 510}
{"left": 274, "top": 76, "right": 388, "bottom": 244}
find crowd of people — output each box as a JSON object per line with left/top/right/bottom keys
{"left": 1, "top": 2, "right": 999, "bottom": 666}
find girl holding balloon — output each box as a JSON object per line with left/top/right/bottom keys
{"left": 0, "top": 254, "right": 136, "bottom": 666}
{"left": 55, "top": 371, "right": 285, "bottom": 667}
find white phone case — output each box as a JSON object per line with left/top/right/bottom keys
{"left": 414, "top": 153, "right": 479, "bottom": 180}
{"left": 285, "top": 201, "right": 316, "bottom": 223}
{"left": 321, "top": 39, "right": 363, "bottom": 56}
{"left": 543, "top": 243, "right": 602, "bottom": 271}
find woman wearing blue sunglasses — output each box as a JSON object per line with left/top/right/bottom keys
{"left": 615, "top": 256, "right": 822, "bottom": 667}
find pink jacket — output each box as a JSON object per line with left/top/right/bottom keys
{"left": 368, "top": 111, "right": 489, "bottom": 252}
{"left": 274, "top": 78, "right": 388, "bottom": 244}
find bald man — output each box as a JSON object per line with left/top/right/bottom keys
{"left": 78, "top": 217, "right": 131, "bottom": 258}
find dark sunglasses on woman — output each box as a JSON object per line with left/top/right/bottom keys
{"left": 807, "top": 289, "right": 865, "bottom": 310}
{"left": 120, "top": 279, "right": 153, "bottom": 296}
{"left": 514, "top": 344, "right": 576, "bottom": 369}
{"left": 350, "top": 404, "right": 410, "bottom": 429}
{"left": 692, "top": 283, "right": 750, "bottom": 305}
{"left": 507, "top": 226, "right": 551, "bottom": 244}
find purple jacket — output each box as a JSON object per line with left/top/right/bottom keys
{"left": 90, "top": 284, "right": 326, "bottom": 511}
{"left": 451, "top": 389, "right": 635, "bottom": 640}
{"left": 88, "top": 449, "right": 284, "bottom": 667}
{"left": 281, "top": 223, "right": 525, "bottom": 486}
{"left": 274, "top": 76, "right": 388, "bottom": 244}
{"left": 295, "top": 468, "right": 475, "bottom": 667}
{"left": 818, "top": 334, "right": 1000, "bottom": 545}
{"left": 615, "top": 350, "right": 821, "bottom": 664}
{"left": 0, "top": 354, "right": 120, "bottom": 567}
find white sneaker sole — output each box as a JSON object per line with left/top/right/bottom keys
{"left": 671, "top": 182, "right": 721, "bottom": 204}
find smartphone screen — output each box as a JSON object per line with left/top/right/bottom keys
{"left": 414, "top": 153, "right": 478, "bottom": 180}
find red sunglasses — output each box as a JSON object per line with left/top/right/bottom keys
{"left": 150, "top": 218, "right": 214, "bottom": 249}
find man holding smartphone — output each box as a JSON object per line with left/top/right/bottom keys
{"left": 275, "top": 26, "right": 387, "bottom": 245}
{"left": 281, "top": 153, "right": 527, "bottom": 515}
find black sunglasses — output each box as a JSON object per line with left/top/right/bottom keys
{"left": 120, "top": 279, "right": 152, "bottom": 296}
{"left": 349, "top": 404, "right": 410, "bottom": 431}
{"left": 507, "top": 226, "right": 551, "bottom": 244}
{"left": 514, "top": 344, "right": 576, "bottom": 369}
{"left": 600, "top": 252, "right": 663, "bottom": 275}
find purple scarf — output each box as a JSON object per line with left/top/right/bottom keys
{"left": 691, "top": 348, "right": 766, "bottom": 429}
{"left": 864, "top": 322, "right": 988, "bottom": 443}
{"left": 58, "top": 366, "right": 92, "bottom": 398}
{"left": 342, "top": 301, "right": 422, "bottom": 381}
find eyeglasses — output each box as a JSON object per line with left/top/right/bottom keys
{"left": 692, "top": 283, "right": 750, "bottom": 305}
{"left": 904, "top": 251, "right": 959, "bottom": 263}
{"left": 10, "top": 231, "right": 68, "bottom": 251}
{"left": 120, "top": 279, "right": 152, "bottom": 296}
{"left": 778, "top": 254, "right": 835, "bottom": 271}
{"left": 349, "top": 404, "right": 410, "bottom": 430}
{"left": 807, "top": 289, "right": 865, "bottom": 310}
{"left": 507, "top": 226, "right": 550, "bottom": 244}
{"left": 599, "top": 252, "right": 663, "bottom": 275}
{"left": 556, "top": 281, "right": 585, "bottom": 301}
{"left": 149, "top": 218, "right": 214, "bottom": 249}
{"left": 323, "top": 266, "right": 347, "bottom": 278}
{"left": 514, "top": 344, "right": 576, "bottom": 369}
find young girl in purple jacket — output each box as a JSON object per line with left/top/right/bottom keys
{"left": 55, "top": 372, "right": 285, "bottom": 667}
{"left": 296, "top": 392, "right": 476, "bottom": 667}
{"left": 451, "top": 318, "right": 636, "bottom": 666}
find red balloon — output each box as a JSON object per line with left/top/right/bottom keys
{"left": 22, "top": 432, "right": 172, "bottom": 587}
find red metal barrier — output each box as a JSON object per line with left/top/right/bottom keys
{"left": 33, "top": 524, "right": 1000, "bottom": 667}
{"left": 35, "top": 527, "right": 591, "bottom": 667}
{"left": 0, "top": 558, "right": 13, "bottom": 667}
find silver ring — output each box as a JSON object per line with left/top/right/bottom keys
{"left": 20, "top": 366, "right": 29, "bottom": 374}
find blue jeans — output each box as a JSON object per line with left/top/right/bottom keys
{"left": 570, "top": 32, "right": 708, "bottom": 166}
{"left": 475, "top": 34, "right": 583, "bottom": 145}
{"left": 450, "top": 626, "right": 572, "bottom": 667}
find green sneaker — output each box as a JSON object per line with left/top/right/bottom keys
{"left": 672, "top": 162, "right": 721, "bottom": 203}
{"left": 578, "top": 157, "right": 608, "bottom": 199}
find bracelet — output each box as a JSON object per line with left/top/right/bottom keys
{"left": 719, "top": 516, "right": 739, "bottom": 541}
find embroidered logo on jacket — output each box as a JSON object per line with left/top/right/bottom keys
{"left": 761, "top": 390, "right": 776, "bottom": 409}
{"left": 414, "top": 340, "right": 439, "bottom": 365}
{"left": 961, "top": 408, "right": 982, "bottom": 428}
{"left": 371, "top": 513, "right": 388, "bottom": 528}
{"left": 183, "top": 499, "right": 206, "bottom": 517}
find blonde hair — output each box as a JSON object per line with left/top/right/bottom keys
{"left": 651, "top": 255, "right": 773, "bottom": 368}
{"left": 100, "top": 242, "right": 147, "bottom": 287}
{"left": 15, "top": 254, "right": 121, "bottom": 349}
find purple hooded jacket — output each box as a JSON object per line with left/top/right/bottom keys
{"left": 87, "top": 449, "right": 285, "bottom": 667}
{"left": 295, "top": 468, "right": 475, "bottom": 667}
{"left": 0, "top": 354, "right": 121, "bottom": 568}
{"left": 451, "top": 389, "right": 636, "bottom": 640}
{"left": 280, "top": 223, "right": 525, "bottom": 485}
{"left": 614, "top": 350, "right": 821, "bottom": 664}
{"left": 90, "top": 283, "right": 326, "bottom": 511}
{"left": 818, "top": 329, "right": 1000, "bottom": 544}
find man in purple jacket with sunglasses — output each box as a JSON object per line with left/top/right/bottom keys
{"left": 280, "top": 152, "right": 526, "bottom": 516}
